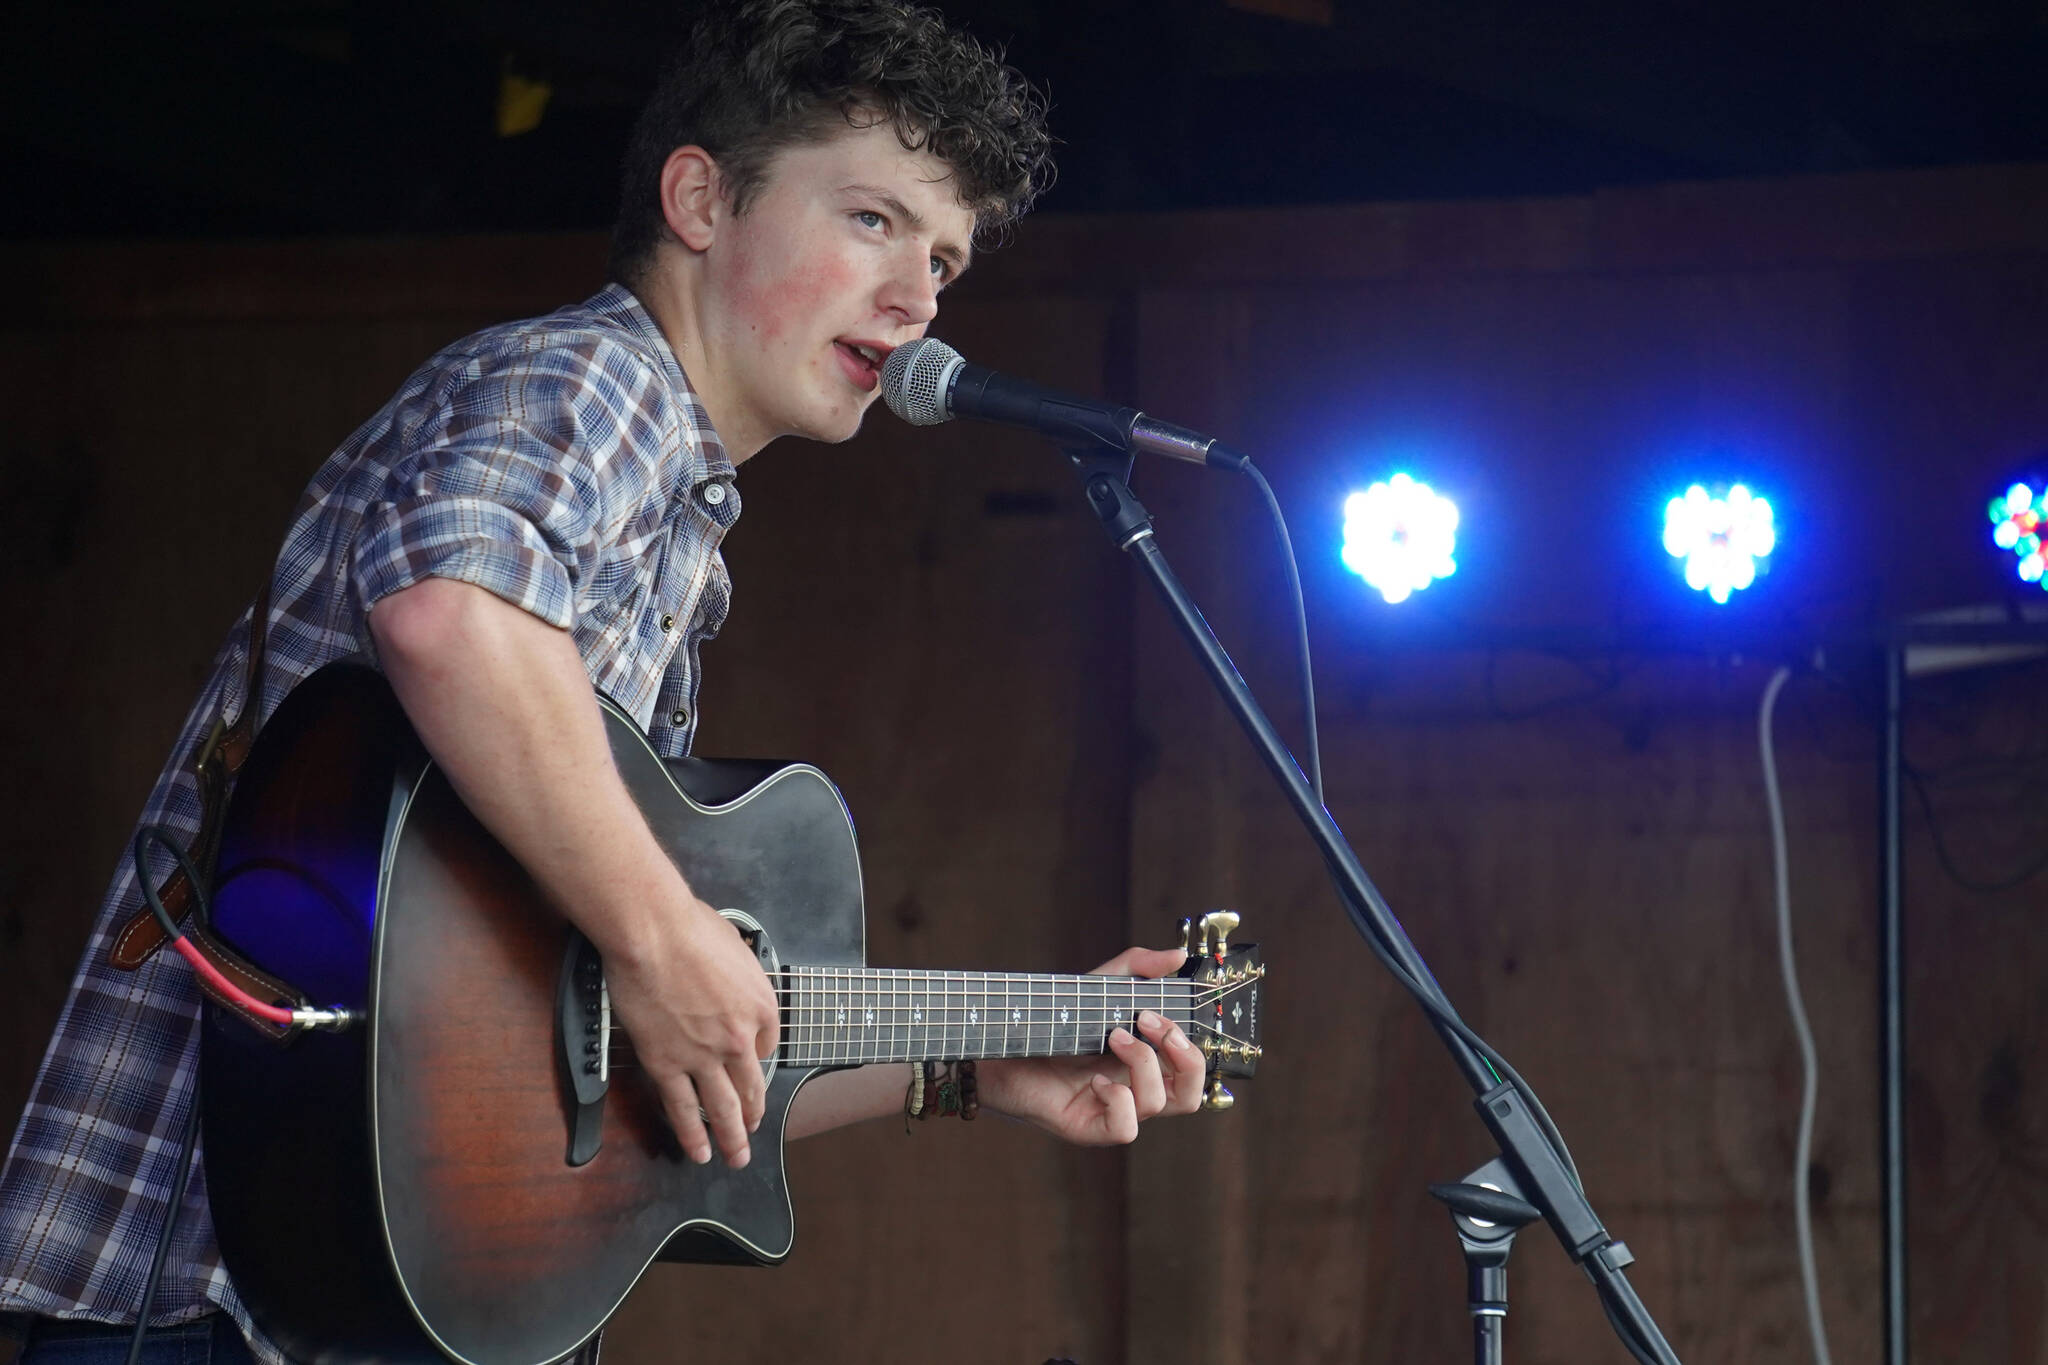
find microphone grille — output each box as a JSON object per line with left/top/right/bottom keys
{"left": 880, "top": 337, "right": 962, "bottom": 426}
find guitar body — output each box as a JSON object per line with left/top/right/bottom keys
{"left": 201, "top": 662, "right": 864, "bottom": 1365}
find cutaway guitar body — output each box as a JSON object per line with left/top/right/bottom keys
{"left": 203, "top": 663, "right": 861, "bottom": 1364}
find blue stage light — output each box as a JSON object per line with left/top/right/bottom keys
{"left": 1341, "top": 473, "right": 1458, "bottom": 604}
{"left": 1988, "top": 481, "right": 2048, "bottom": 591}
{"left": 1662, "top": 483, "right": 1775, "bottom": 604}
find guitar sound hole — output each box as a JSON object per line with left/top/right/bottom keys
{"left": 720, "top": 908, "right": 779, "bottom": 1091}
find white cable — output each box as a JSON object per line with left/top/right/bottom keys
{"left": 1759, "top": 665, "right": 1834, "bottom": 1365}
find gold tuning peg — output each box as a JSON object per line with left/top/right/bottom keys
{"left": 1200, "top": 910, "right": 1241, "bottom": 955}
{"left": 1178, "top": 916, "right": 1196, "bottom": 956}
{"left": 1202, "top": 1075, "right": 1235, "bottom": 1111}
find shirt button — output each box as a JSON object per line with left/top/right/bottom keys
{"left": 701, "top": 482, "right": 727, "bottom": 506}
{"left": 670, "top": 708, "right": 690, "bottom": 727}
{"left": 660, "top": 613, "right": 676, "bottom": 632}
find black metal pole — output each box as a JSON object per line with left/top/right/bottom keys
{"left": 1072, "top": 459, "right": 1680, "bottom": 1364}
{"left": 1880, "top": 643, "right": 1907, "bottom": 1365}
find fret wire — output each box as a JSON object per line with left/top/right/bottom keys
{"left": 773, "top": 966, "right": 1210, "bottom": 1064}
{"left": 1056, "top": 970, "right": 1073, "bottom": 1055}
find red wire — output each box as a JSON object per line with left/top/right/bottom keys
{"left": 170, "top": 935, "right": 297, "bottom": 1026}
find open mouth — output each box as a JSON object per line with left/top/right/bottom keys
{"left": 834, "top": 340, "right": 886, "bottom": 392}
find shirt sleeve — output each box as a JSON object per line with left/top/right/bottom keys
{"left": 350, "top": 335, "right": 675, "bottom": 628}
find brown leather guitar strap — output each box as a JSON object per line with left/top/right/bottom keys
{"left": 108, "top": 583, "right": 301, "bottom": 1039}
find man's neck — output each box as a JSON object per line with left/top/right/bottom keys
{"left": 630, "top": 254, "right": 767, "bottom": 465}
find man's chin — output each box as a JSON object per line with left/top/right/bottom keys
{"left": 798, "top": 400, "right": 875, "bottom": 447}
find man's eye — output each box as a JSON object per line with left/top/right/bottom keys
{"left": 930, "top": 257, "right": 949, "bottom": 281}
{"left": 855, "top": 210, "right": 885, "bottom": 230}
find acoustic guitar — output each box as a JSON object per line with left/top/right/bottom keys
{"left": 199, "top": 661, "right": 1265, "bottom": 1365}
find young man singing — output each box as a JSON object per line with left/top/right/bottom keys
{"left": 0, "top": 3, "right": 1205, "bottom": 1360}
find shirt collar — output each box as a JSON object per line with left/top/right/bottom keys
{"left": 586, "top": 281, "right": 736, "bottom": 482}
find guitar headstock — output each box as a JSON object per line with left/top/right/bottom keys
{"left": 1177, "top": 910, "right": 1264, "bottom": 1110}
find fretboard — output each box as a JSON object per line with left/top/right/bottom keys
{"left": 780, "top": 967, "right": 1198, "bottom": 1067}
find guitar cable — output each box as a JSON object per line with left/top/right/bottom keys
{"left": 119, "top": 827, "right": 221, "bottom": 1365}
{"left": 122, "top": 1074, "right": 201, "bottom": 1365}
{"left": 132, "top": 826, "right": 352, "bottom": 1031}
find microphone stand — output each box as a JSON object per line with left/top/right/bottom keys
{"left": 1065, "top": 449, "right": 1681, "bottom": 1364}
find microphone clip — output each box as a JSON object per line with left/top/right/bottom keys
{"left": 1067, "top": 448, "right": 1154, "bottom": 552}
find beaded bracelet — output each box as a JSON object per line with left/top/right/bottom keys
{"left": 905, "top": 1060, "right": 979, "bottom": 1125}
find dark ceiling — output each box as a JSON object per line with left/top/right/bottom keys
{"left": 6, "top": 0, "right": 2047, "bottom": 240}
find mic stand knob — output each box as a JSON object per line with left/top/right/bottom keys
{"left": 1430, "top": 1159, "right": 1543, "bottom": 1365}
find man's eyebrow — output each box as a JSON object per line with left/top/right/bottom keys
{"left": 842, "top": 183, "right": 973, "bottom": 276}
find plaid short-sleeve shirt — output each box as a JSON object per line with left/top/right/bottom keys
{"left": 0, "top": 283, "right": 738, "bottom": 1361}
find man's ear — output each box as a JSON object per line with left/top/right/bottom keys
{"left": 658, "top": 145, "right": 723, "bottom": 252}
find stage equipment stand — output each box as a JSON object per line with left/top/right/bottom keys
{"left": 1067, "top": 450, "right": 1682, "bottom": 1364}
{"left": 1880, "top": 640, "right": 1905, "bottom": 1365}
{"left": 1875, "top": 611, "right": 2048, "bottom": 1365}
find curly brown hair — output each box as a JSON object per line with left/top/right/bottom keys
{"left": 608, "top": 0, "right": 1054, "bottom": 285}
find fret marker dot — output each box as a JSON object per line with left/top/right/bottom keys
{"left": 1060, "top": 1009, "right": 1069, "bottom": 1024}
{"left": 969, "top": 1009, "right": 978, "bottom": 1023}
{"left": 864, "top": 1009, "right": 874, "bottom": 1025}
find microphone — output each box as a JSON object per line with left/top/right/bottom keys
{"left": 880, "top": 337, "right": 1247, "bottom": 471}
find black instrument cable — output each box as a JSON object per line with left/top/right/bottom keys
{"left": 123, "top": 826, "right": 211, "bottom": 1365}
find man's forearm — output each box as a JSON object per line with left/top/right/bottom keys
{"left": 367, "top": 576, "right": 688, "bottom": 969}
{"left": 369, "top": 576, "right": 786, "bottom": 1170}
{"left": 786, "top": 1065, "right": 924, "bottom": 1139}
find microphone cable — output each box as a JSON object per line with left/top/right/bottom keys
{"left": 1236, "top": 460, "right": 1323, "bottom": 805}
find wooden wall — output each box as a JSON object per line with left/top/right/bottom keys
{"left": 4, "top": 162, "right": 2048, "bottom": 1363}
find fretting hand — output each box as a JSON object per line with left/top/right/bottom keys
{"left": 975, "top": 946, "right": 1206, "bottom": 1145}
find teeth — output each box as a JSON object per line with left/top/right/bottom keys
{"left": 848, "top": 343, "right": 880, "bottom": 363}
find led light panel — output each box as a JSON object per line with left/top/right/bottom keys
{"left": 1662, "top": 483, "right": 1775, "bottom": 604}
{"left": 1341, "top": 474, "right": 1458, "bottom": 605}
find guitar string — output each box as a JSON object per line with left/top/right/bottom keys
{"left": 599, "top": 1015, "right": 1249, "bottom": 1068}
{"left": 602, "top": 972, "right": 1223, "bottom": 1059}
{"left": 598, "top": 968, "right": 1255, "bottom": 1066}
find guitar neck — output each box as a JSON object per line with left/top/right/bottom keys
{"left": 781, "top": 967, "right": 1201, "bottom": 1067}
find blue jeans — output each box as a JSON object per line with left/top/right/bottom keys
{"left": 17, "top": 1315, "right": 257, "bottom": 1365}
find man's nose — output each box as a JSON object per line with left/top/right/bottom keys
{"left": 880, "top": 255, "right": 940, "bottom": 326}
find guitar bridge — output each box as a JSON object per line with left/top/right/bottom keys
{"left": 556, "top": 929, "right": 610, "bottom": 1167}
